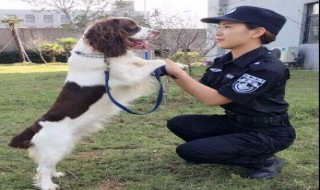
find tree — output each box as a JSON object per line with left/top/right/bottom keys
{"left": 147, "top": 10, "right": 216, "bottom": 75}
{"left": 40, "top": 42, "right": 65, "bottom": 62}
{"left": 1, "top": 17, "right": 25, "bottom": 62}
{"left": 23, "top": 0, "right": 123, "bottom": 31}
{"left": 29, "top": 31, "right": 49, "bottom": 63}
{"left": 57, "top": 38, "right": 78, "bottom": 57}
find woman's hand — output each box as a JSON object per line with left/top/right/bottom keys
{"left": 164, "top": 59, "right": 184, "bottom": 77}
{"left": 163, "top": 60, "right": 232, "bottom": 106}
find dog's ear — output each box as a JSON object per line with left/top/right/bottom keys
{"left": 84, "top": 19, "right": 127, "bottom": 57}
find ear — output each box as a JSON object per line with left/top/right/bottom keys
{"left": 84, "top": 19, "right": 127, "bottom": 57}
{"left": 251, "top": 27, "right": 266, "bottom": 39}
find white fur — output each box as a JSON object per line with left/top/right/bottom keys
{"left": 27, "top": 26, "right": 172, "bottom": 190}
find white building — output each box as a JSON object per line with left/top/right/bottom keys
{"left": 0, "top": 1, "right": 148, "bottom": 29}
{"left": 0, "top": 10, "right": 70, "bottom": 28}
{"left": 206, "top": 0, "right": 319, "bottom": 70}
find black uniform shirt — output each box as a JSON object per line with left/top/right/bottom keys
{"left": 200, "top": 47, "right": 290, "bottom": 116}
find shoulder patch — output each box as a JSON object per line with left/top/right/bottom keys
{"left": 232, "top": 74, "right": 266, "bottom": 94}
{"left": 249, "top": 61, "right": 266, "bottom": 71}
{"left": 209, "top": 68, "right": 222, "bottom": 72}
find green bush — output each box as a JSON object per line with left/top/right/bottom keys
{"left": 39, "top": 42, "right": 65, "bottom": 62}
{"left": 0, "top": 51, "right": 67, "bottom": 64}
{"left": 57, "top": 38, "right": 78, "bottom": 51}
{"left": 171, "top": 51, "right": 205, "bottom": 64}
{"left": 40, "top": 43, "right": 64, "bottom": 54}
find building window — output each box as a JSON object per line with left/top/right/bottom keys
{"left": 44, "top": 15, "right": 54, "bottom": 23}
{"left": 25, "top": 14, "right": 35, "bottom": 23}
{"left": 303, "top": 2, "right": 319, "bottom": 44}
{"left": 60, "top": 15, "right": 71, "bottom": 24}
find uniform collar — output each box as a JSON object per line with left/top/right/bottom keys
{"left": 220, "top": 47, "right": 267, "bottom": 68}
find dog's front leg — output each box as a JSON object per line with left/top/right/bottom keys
{"left": 109, "top": 60, "right": 166, "bottom": 87}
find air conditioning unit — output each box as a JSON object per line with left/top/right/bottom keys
{"left": 271, "top": 47, "right": 299, "bottom": 63}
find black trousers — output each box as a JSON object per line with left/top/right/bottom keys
{"left": 167, "top": 114, "right": 296, "bottom": 168}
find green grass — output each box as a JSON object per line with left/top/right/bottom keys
{"left": 0, "top": 64, "right": 318, "bottom": 190}
{"left": 0, "top": 63, "right": 68, "bottom": 74}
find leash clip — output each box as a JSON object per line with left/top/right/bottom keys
{"left": 104, "top": 56, "right": 111, "bottom": 70}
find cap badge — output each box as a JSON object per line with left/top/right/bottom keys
{"left": 226, "top": 8, "right": 237, "bottom": 15}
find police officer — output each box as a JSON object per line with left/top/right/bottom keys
{"left": 163, "top": 6, "right": 296, "bottom": 179}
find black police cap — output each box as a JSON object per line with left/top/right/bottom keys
{"left": 201, "top": 6, "right": 286, "bottom": 35}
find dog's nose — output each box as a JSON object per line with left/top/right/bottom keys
{"left": 150, "top": 30, "right": 160, "bottom": 38}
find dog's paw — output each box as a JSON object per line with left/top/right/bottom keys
{"left": 49, "top": 184, "right": 60, "bottom": 190}
{"left": 40, "top": 183, "right": 60, "bottom": 190}
{"left": 33, "top": 174, "right": 40, "bottom": 187}
{"left": 176, "top": 63, "right": 189, "bottom": 70}
{"left": 52, "top": 172, "right": 65, "bottom": 178}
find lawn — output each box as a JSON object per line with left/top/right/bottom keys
{"left": 0, "top": 64, "right": 318, "bottom": 190}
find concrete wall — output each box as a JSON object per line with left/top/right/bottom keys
{"left": 0, "top": 28, "right": 206, "bottom": 62}
{"left": 206, "top": 0, "right": 319, "bottom": 70}
{"left": 0, "top": 28, "right": 82, "bottom": 52}
{"left": 299, "top": 44, "right": 319, "bottom": 70}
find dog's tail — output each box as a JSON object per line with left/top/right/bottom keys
{"left": 9, "top": 123, "right": 42, "bottom": 149}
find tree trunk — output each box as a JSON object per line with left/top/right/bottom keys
{"left": 10, "top": 23, "right": 25, "bottom": 62}
{"left": 188, "top": 63, "right": 192, "bottom": 76}
{"left": 50, "top": 54, "right": 56, "bottom": 62}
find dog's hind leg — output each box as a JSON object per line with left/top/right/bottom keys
{"left": 35, "top": 164, "right": 60, "bottom": 190}
{"left": 32, "top": 144, "right": 73, "bottom": 190}
{"left": 29, "top": 148, "right": 64, "bottom": 190}
{"left": 29, "top": 122, "right": 75, "bottom": 190}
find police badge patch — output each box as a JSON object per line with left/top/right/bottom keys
{"left": 232, "top": 74, "right": 266, "bottom": 94}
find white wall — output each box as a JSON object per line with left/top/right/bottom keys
{"left": 0, "top": 10, "right": 62, "bottom": 28}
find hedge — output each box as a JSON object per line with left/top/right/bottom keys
{"left": 0, "top": 51, "right": 68, "bottom": 64}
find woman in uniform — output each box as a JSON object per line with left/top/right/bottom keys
{"left": 164, "top": 6, "right": 296, "bottom": 179}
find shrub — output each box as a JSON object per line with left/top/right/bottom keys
{"left": 57, "top": 38, "right": 78, "bottom": 54}
{"left": 171, "top": 51, "right": 205, "bottom": 64}
{"left": 0, "top": 51, "right": 67, "bottom": 64}
{"left": 39, "top": 42, "right": 65, "bottom": 62}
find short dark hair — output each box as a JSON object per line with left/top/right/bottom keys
{"left": 244, "top": 23, "right": 276, "bottom": 44}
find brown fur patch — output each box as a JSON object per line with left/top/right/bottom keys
{"left": 9, "top": 82, "right": 106, "bottom": 149}
{"left": 84, "top": 18, "right": 141, "bottom": 57}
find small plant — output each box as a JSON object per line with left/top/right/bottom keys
{"left": 171, "top": 51, "right": 205, "bottom": 75}
{"left": 171, "top": 51, "right": 205, "bottom": 64}
{"left": 40, "top": 42, "right": 65, "bottom": 62}
{"left": 57, "top": 38, "right": 78, "bottom": 56}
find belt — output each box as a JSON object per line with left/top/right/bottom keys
{"left": 225, "top": 111, "right": 287, "bottom": 125}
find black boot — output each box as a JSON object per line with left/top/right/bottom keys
{"left": 243, "top": 156, "right": 284, "bottom": 179}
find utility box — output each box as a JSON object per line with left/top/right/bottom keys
{"left": 271, "top": 47, "right": 299, "bottom": 63}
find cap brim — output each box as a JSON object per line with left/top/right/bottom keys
{"left": 201, "top": 16, "right": 245, "bottom": 23}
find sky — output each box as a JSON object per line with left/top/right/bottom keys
{"left": 0, "top": 0, "right": 208, "bottom": 27}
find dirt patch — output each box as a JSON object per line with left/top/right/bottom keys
{"left": 99, "top": 179, "right": 130, "bottom": 190}
{"left": 73, "top": 151, "right": 99, "bottom": 160}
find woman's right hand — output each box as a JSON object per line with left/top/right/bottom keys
{"left": 164, "top": 59, "right": 184, "bottom": 77}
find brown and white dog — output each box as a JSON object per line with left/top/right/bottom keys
{"left": 9, "top": 17, "right": 186, "bottom": 190}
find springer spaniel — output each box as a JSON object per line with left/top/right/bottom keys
{"left": 9, "top": 17, "right": 185, "bottom": 190}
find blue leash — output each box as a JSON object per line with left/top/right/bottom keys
{"left": 105, "top": 66, "right": 165, "bottom": 115}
